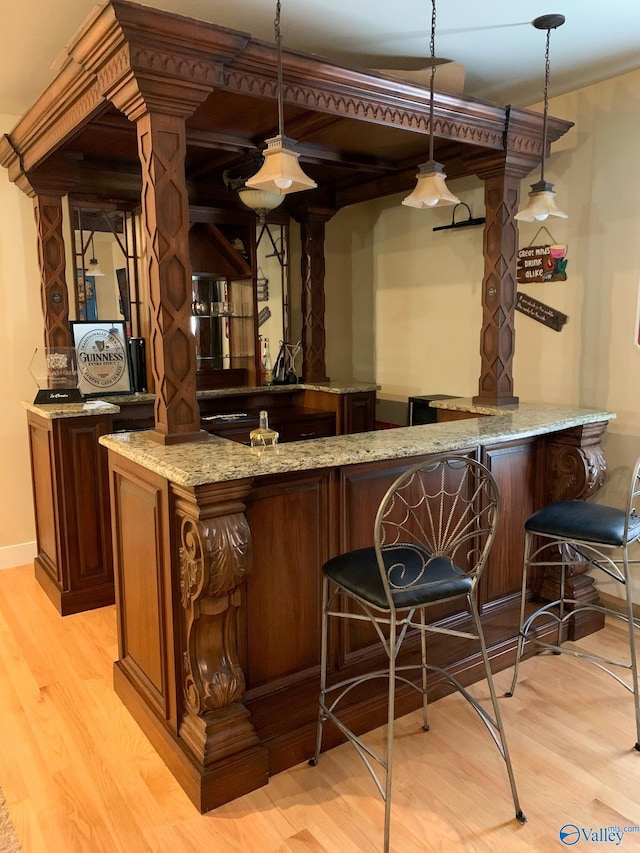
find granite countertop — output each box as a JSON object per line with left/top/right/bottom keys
{"left": 23, "top": 399, "right": 121, "bottom": 419}
{"left": 99, "top": 401, "right": 615, "bottom": 488}
{"left": 25, "top": 381, "right": 379, "bottom": 419}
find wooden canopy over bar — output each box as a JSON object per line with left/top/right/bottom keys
{"left": 0, "top": 0, "right": 573, "bottom": 440}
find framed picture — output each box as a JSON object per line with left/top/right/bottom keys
{"left": 71, "top": 320, "right": 132, "bottom": 397}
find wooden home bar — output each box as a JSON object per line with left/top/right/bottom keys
{"left": 1, "top": 0, "right": 615, "bottom": 813}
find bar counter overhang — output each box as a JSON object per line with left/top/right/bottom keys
{"left": 99, "top": 399, "right": 614, "bottom": 811}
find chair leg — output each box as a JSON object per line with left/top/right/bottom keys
{"left": 622, "top": 555, "right": 640, "bottom": 750}
{"left": 383, "top": 611, "right": 397, "bottom": 853}
{"left": 309, "top": 576, "right": 331, "bottom": 767}
{"left": 419, "top": 607, "right": 429, "bottom": 731}
{"left": 469, "top": 595, "right": 526, "bottom": 823}
{"left": 506, "top": 532, "right": 532, "bottom": 698}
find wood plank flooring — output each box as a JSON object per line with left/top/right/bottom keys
{"left": 1, "top": 565, "right": 640, "bottom": 852}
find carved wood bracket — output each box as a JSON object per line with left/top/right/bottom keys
{"left": 545, "top": 421, "right": 608, "bottom": 503}
{"left": 173, "top": 479, "right": 259, "bottom": 767}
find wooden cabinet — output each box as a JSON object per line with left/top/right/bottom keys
{"left": 27, "top": 410, "right": 115, "bottom": 615}
{"left": 301, "top": 388, "right": 376, "bottom": 434}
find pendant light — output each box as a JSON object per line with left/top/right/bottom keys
{"left": 245, "top": 0, "right": 317, "bottom": 195}
{"left": 86, "top": 235, "right": 105, "bottom": 277}
{"left": 402, "top": 0, "right": 460, "bottom": 209}
{"left": 515, "top": 14, "right": 567, "bottom": 222}
{"left": 237, "top": 188, "right": 284, "bottom": 225}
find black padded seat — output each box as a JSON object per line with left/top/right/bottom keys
{"left": 525, "top": 500, "right": 640, "bottom": 546}
{"left": 323, "top": 545, "right": 472, "bottom": 610}
{"left": 508, "top": 455, "right": 640, "bottom": 751}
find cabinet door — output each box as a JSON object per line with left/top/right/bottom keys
{"left": 481, "top": 439, "right": 541, "bottom": 604}
{"left": 342, "top": 391, "right": 375, "bottom": 434}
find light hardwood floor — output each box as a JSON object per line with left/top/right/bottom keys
{"left": 1, "top": 564, "right": 640, "bottom": 852}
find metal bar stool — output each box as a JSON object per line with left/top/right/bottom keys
{"left": 507, "top": 456, "right": 640, "bottom": 749}
{"left": 309, "top": 454, "right": 526, "bottom": 852}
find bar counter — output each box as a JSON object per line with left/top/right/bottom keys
{"left": 100, "top": 400, "right": 614, "bottom": 812}
{"left": 100, "top": 400, "right": 613, "bottom": 486}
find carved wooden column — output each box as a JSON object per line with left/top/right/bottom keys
{"left": 536, "top": 421, "right": 609, "bottom": 638}
{"left": 172, "top": 480, "right": 269, "bottom": 807}
{"left": 298, "top": 210, "right": 334, "bottom": 383}
{"left": 12, "top": 161, "right": 77, "bottom": 352}
{"left": 471, "top": 160, "right": 524, "bottom": 406}
{"left": 32, "top": 193, "right": 71, "bottom": 351}
{"left": 134, "top": 111, "right": 206, "bottom": 444}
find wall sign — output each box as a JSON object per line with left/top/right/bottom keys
{"left": 71, "top": 321, "right": 131, "bottom": 397}
{"left": 516, "top": 292, "right": 568, "bottom": 332}
{"left": 517, "top": 243, "right": 568, "bottom": 284}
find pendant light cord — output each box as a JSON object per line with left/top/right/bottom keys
{"left": 428, "top": 0, "right": 436, "bottom": 163}
{"left": 275, "top": 0, "right": 284, "bottom": 137}
{"left": 540, "top": 26, "right": 551, "bottom": 184}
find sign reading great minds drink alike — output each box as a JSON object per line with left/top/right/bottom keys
{"left": 71, "top": 321, "right": 132, "bottom": 396}
{"left": 517, "top": 243, "right": 568, "bottom": 284}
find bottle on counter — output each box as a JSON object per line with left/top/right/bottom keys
{"left": 261, "top": 336, "right": 273, "bottom": 385}
{"left": 250, "top": 410, "right": 279, "bottom": 450}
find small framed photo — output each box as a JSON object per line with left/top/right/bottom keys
{"left": 71, "top": 320, "right": 131, "bottom": 397}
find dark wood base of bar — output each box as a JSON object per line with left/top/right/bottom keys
{"left": 249, "top": 594, "right": 570, "bottom": 782}
{"left": 113, "top": 663, "right": 270, "bottom": 812}
{"left": 35, "top": 558, "right": 115, "bottom": 616}
{"left": 104, "top": 416, "right": 611, "bottom": 813}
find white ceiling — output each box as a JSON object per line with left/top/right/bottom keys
{"left": 2, "top": 0, "right": 640, "bottom": 118}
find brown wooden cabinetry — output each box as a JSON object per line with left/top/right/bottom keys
{"left": 27, "top": 410, "right": 115, "bottom": 615}
{"left": 104, "top": 416, "right": 609, "bottom": 811}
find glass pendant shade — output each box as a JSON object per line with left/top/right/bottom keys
{"left": 86, "top": 258, "right": 105, "bottom": 276}
{"left": 238, "top": 187, "right": 284, "bottom": 216}
{"left": 245, "top": 135, "right": 317, "bottom": 195}
{"left": 514, "top": 179, "right": 567, "bottom": 222}
{"left": 402, "top": 160, "right": 460, "bottom": 209}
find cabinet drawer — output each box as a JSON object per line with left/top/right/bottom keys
{"left": 280, "top": 413, "right": 336, "bottom": 442}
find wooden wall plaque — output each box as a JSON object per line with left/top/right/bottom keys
{"left": 516, "top": 292, "right": 568, "bottom": 332}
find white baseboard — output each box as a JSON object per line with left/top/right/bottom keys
{"left": 0, "top": 541, "right": 36, "bottom": 570}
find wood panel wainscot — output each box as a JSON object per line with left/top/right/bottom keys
{"left": 26, "top": 406, "right": 115, "bottom": 615}
{"left": 101, "top": 402, "right": 614, "bottom": 812}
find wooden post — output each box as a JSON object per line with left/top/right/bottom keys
{"left": 298, "top": 210, "right": 334, "bottom": 383}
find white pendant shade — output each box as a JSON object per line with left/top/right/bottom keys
{"left": 86, "top": 258, "right": 105, "bottom": 277}
{"left": 514, "top": 180, "right": 567, "bottom": 222}
{"left": 245, "top": 135, "right": 317, "bottom": 195}
{"left": 238, "top": 188, "right": 284, "bottom": 215}
{"left": 402, "top": 160, "right": 460, "bottom": 209}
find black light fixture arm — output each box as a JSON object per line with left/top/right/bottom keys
{"left": 428, "top": 0, "right": 436, "bottom": 164}
{"left": 534, "top": 13, "right": 565, "bottom": 186}
{"left": 275, "top": 0, "right": 284, "bottom": 138}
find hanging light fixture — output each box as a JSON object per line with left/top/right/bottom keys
{"left": 237, "top": 188, "right": 284, "bottom": 225}
{"left": 402, "top": 0, "right": 460, "bottom": 209}
{"left": 86, "top": 235, "right": 105, "bottom": 277}
{"left": 515, "top": 14, "right": 567, "bottom": 222}
{"left": 245, "top": 0, "right": 317, "bottom": 195}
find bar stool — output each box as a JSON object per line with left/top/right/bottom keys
{"left": 507, "top": 456, "right": 640, "bottom": 748}
{"left": 308, "top": 454, "right": 526, "bottom": 852}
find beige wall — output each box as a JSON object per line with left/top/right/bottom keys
{"left": 0, "top": 114, "right": 41, "bottom": 567}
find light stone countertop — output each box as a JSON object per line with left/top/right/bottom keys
{"left": 24, "top": 381, "right": 379, "bottom": 420}
{"left": 24, "top": 399, "right": 121, "bottom": 419}
{"left": 99, "top": 401, "right": 615, "bottom": 488}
